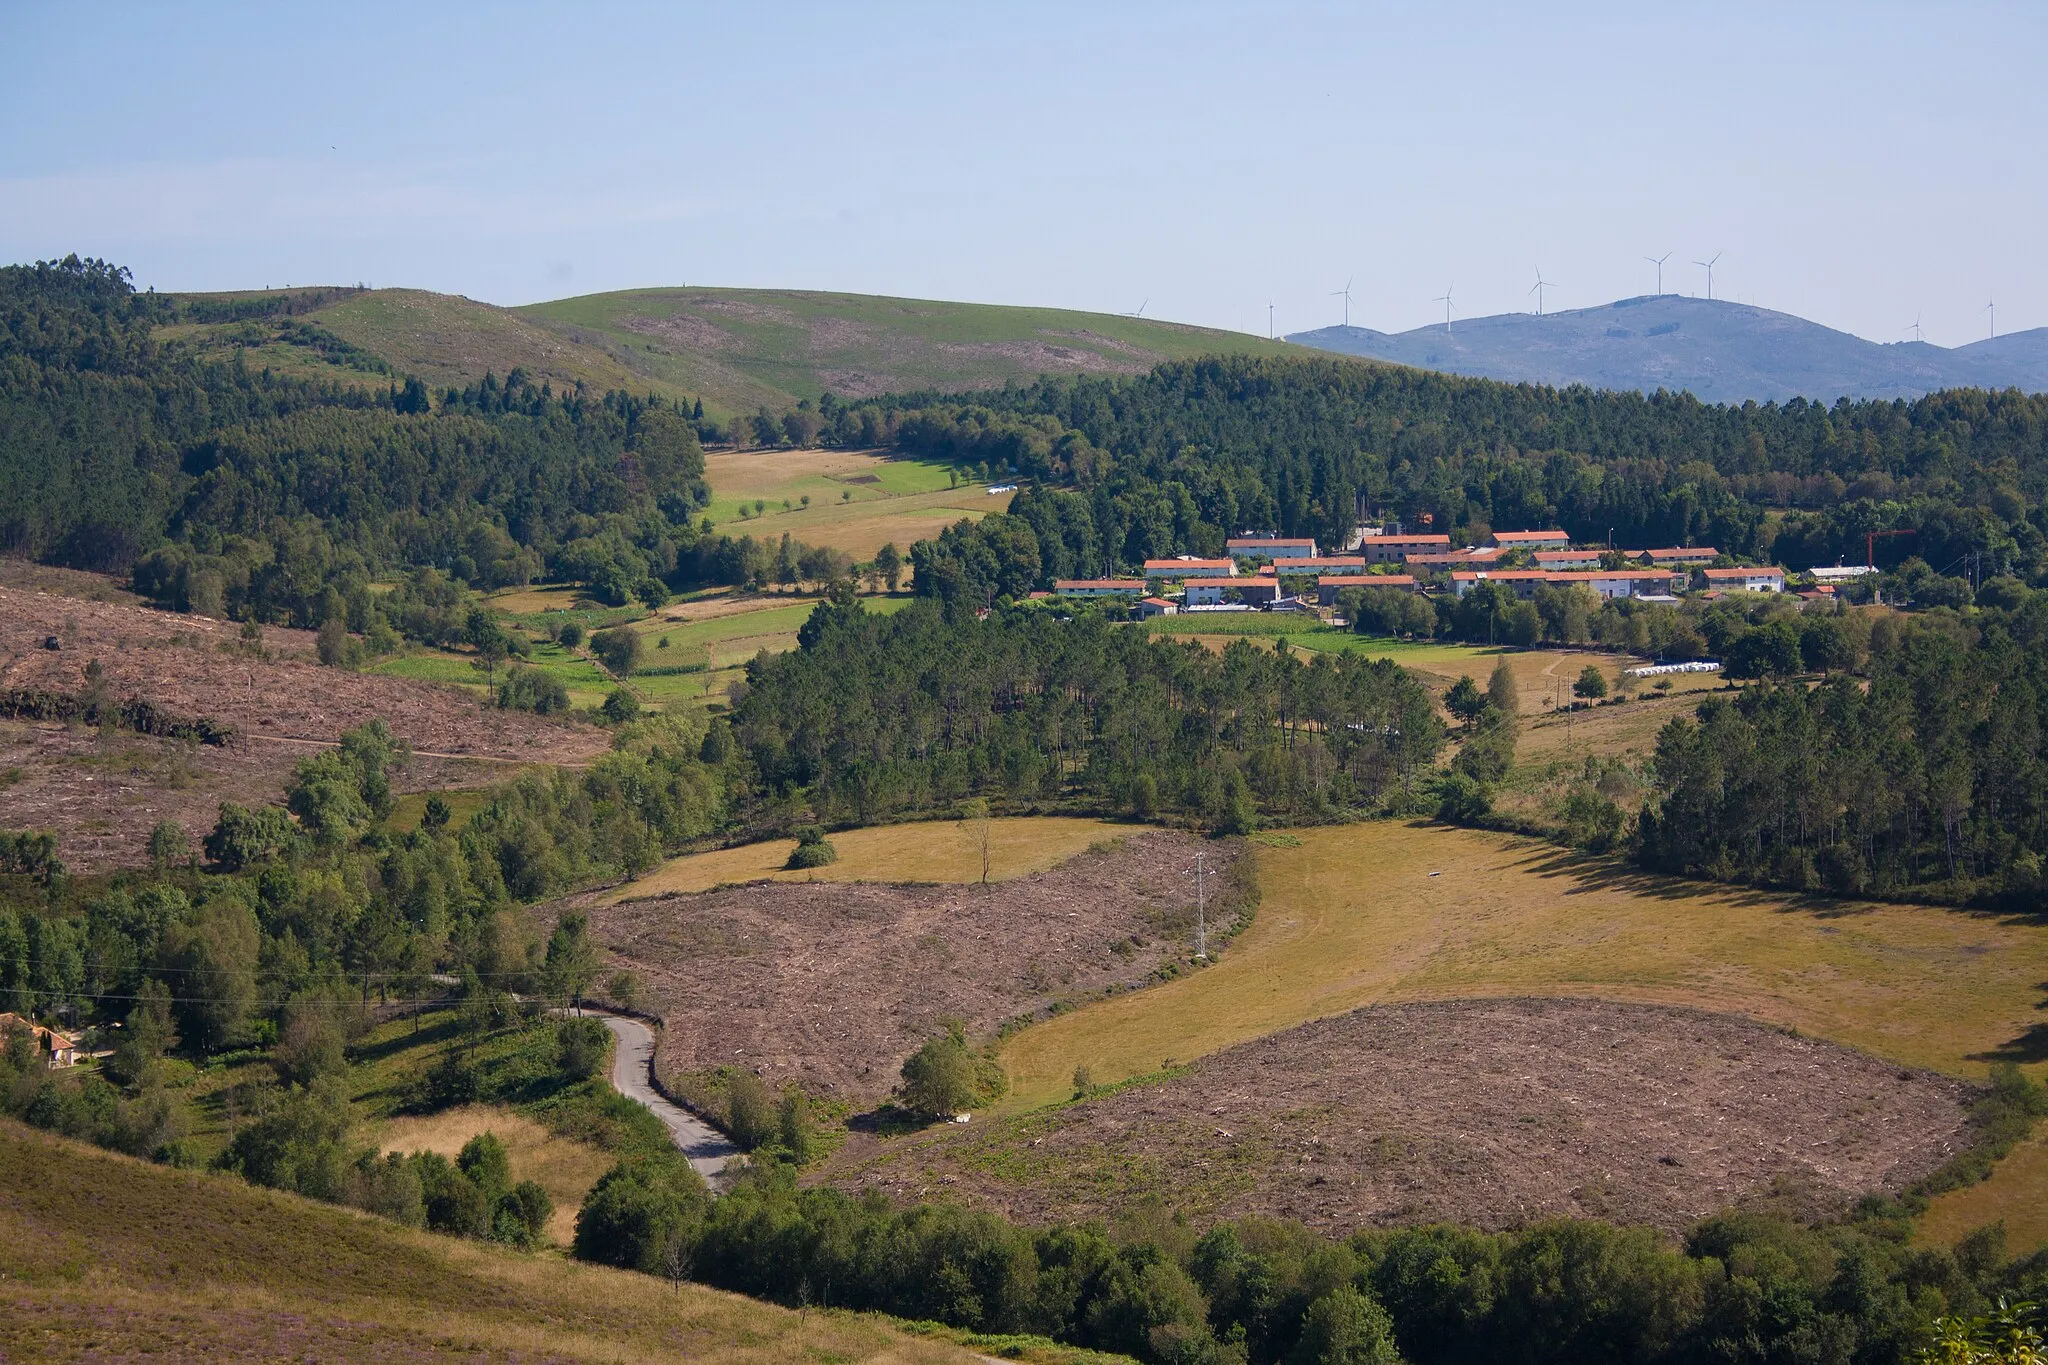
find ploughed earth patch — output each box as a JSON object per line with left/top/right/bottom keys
{"left": 824, "top": 997, "right": 1973, "bottom": 1236}
{"left": 583, "top": 830, "right": 1238, "bottom": 1104}
{"left": 0, "top": 582, "right": 607, "bottom": 870}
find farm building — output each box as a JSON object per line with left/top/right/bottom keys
{"left": 1643, "top": 546, "right": 1720, "bottom": 566}
{"left": 1448, "top": 570, "right": 1552, "bottom": 599}
{"left": 1053, "top": 579, "right": 1147, "bottom": 598}
{"left": 1275, "top": 556, "right": 1367, "bottom": 576}
{"left": 1533, "top": 549, "right": 1604, "bottom": 571}
{"left": 1809, "top": 564, "right": 1877, "bottom": 584}
{"left": 1185, "top": 577, "right": 1283, "bottom": 606}
{"left": 1225, "top": 537, "right": 1319, "bottom": 561}
{"left": 1360, "top": 534, "right": 1451, "bottom": 564}
{"left": 0, "top": 1013, "right": 77, "bottom": 1068}
{"left": 1489, "top": 530, "right": 1572, "bottom": 549}
{"left": 1317, "top": 574, "right": 1419, "bottom": 606}
{"left": 1545, "top": 569, "right": 1688, "bottom": 600}
{"left": 1136, "top": 596, "right": 1178, "bottom": 618}
{"left": 1142, "top": 558, "right": 1236, "bottom": 579}
{"left": 1701, "top": 567, "right": 1786, "bottom": 593}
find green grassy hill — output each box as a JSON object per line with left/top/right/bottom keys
{"left": 0, "top": 1118, "right": 977, "bottom": 1364}
{"left": 160, "top": 284, "right": 1300, "bottom": 419}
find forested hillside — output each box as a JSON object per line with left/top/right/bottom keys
{"left": 1639, "top": 597, "right": 2048, "bottom": 905}
{"left": 0, "top": 256, "right": 709, "bottom": 619}
{"left": 865, "top": 355, "right": 2048, "bottom": 594}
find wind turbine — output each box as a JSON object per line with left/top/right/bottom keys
{"left": 1529, "top": 266, "right": 1554, "bottom": 316}
{"left": 1904, "top": 314, "right": 1923, "bottom": 343}
{"left": 1267, "top": 301, "right": 1274, "bottom": 340}
{"left": 1123, "top": 299, "right": 1148, "bottom": 318}
{"left": 1644, "top": 252, "right": 1671, "bottom": 295}
{"left": 1433, "top": 284, "right": 1455, "bottom": 334}
{"left": 1330, "top": 277, "right": 1354, "bottom": 328}
{"left": 1986, "top": 299, "right": 1996, "bottom": 339}
{"left": 1694, "top": 252, "right": 1722, "bottom": 301}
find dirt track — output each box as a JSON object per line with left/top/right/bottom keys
{"left": 583, "top": 831, "right": 1236, "bottom": 1103}
{"left": 827, "top": 997, "right": 1974, "bottom": 1235}
{"left": 0, "top": 583, "right": 607, "bottom": 869}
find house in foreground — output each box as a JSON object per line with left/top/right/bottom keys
{"left": 0, "top": 1013, "right": 77, "bottom": 1068}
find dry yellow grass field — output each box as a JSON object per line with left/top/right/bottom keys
{"left": 1918, "top": 1133, "right": 2048, "bottom": 1255}
{"left": 600, "top": 816, "right": 1136, "bottom": 902}
{"left": 702, "top": 447, "right": 1012, "bottom": 559}
{"left": 995, "top": 822, "right": 2048, "bottom": 1111}
{"left": 376, "top": 1105, "right": 613, "bottom": 1244}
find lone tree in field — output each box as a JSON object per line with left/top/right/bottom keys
{"left": 900, "top": 1025, "right": 981, "bottom": 1118}
{"left": 590, "top": 625, "right": 642, "bottom": 678}
{"left": 958, "top": 798, "right": 993, "bottom": 885}
{"left": 1574, "top": 664, "right": 1608, "bottom": 700}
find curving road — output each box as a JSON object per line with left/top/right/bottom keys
{"left": 595, "top": 1013, "right": 740, "bottom": 1185}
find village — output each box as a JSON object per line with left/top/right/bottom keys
{"left": 1046, "top": 525, "right": 1876, "bottom": 618}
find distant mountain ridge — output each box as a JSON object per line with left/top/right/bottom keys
{"left": 1288, "top": 295, "right": 2048, "bottom": 404}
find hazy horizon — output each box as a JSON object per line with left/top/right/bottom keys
{"left": 4, "top": 1, "right": 2042, "bottom": 348}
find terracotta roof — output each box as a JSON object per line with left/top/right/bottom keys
{"left": 1702, "top": 566, "right": 1785, "bottom": 580}
{"left": 1491, "top": 530, "right": 1571, "bottom": 543}
{"left": 1450, "top": 570, "right": 1551, "bottom": 581}
{"left": 1319, "top": 574, "right": 1416, "bottom": 587}
{"left": 1143, "top": 558, "right": 1235, "bottom": 572}
{"left": 1643, "top": 547, "right": 1719, "bottom": 560}
{"left": 1226, "top": 537, "right": 1317, "bottom": 548}
{"left": 1361, "top": 534, "right": 1450, "bottom": 546}
{"left": 1053, "top": 579, "right": 1146, "bottom": 590}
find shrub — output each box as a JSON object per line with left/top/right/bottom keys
{"left": 601, "top": 688, "right": 641, "bottom": 724}
{"left": 900, "top": 1026, "right": 980, "bottom": 1118}
{"left": 1437, "top": 772, "right": 1491, "bottom": 824}
{"left": 726, "top": 1069, "right": 776, "bottom": 1149}
{"left": 557, "top": 1016, "right": 610, "bottom": 1081}
{"left": 573, "top": 1154, "right": 707, "bottom": 1271}
{"left": 785, "top": 824, "right": 837, "bottom": 869}
{"left": 499, "top": 666, "right": 570, "bottom": 715}
{"left": 558, "top": 621, "right": 585, "bottom": 649}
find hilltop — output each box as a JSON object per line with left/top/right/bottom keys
{"left": 163, "top": 283, "right": 1295, "bottom": 418}
{"left": 1290, "top": 294, "right": 2048, "bottom": 403}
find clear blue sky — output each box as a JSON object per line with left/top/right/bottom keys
{"left": 4, "top": 1, "right": 2041, "bottom": 346}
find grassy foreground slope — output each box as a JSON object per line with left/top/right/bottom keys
{"left": 0, "top": 1120, "right": 975, "bottom": 1365}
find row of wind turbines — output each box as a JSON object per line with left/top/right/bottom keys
{"left": 1313, "top": 252, "right": 2000, "bottom": 343}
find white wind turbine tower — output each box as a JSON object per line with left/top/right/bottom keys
{"left": 1905, "top": 314, "right": 1924, "bottom": 343}
{"left": 1434, "top": 284, "right": 1455, "bottom": 334}
{"left": 1529, "top": 266, "right": 1554, "bottom": 316}
{"left": 1694, "top": 252, "right": 1722, "bottom": 300}
{"left": 1986, "top": 299, "right": 1997, "bottom": 339}
{"left": 1644, "top": 252, "right": 1671, "bottom": 295}
{"left": 1330, "top": 277, "right": 1355, "bottom": 328}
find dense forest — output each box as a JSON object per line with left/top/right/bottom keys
{"left": 726, "top": 595, "right": 1445, "bottom": 828}
{"left": 850, "top": 355, "right": 2048, "bottom": 599}
{"left": 1638, "top": 595, "right": 2048, "bottom": 907}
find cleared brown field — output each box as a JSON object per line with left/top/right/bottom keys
{"left": 831, "top": 997, "right": 1972, "bottom": 1235}
{"left": 0, "top": 583, "right": 605, "bottom": 869}
{"left": 599, "top": 816, "right": 1133, "bottom": 902}
{"left": 0, "top": 1120, "right": 977, "bottom": 1365}
{"left": 583, "top": 831, "right": 1236, "bottom": 1102}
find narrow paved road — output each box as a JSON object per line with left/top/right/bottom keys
{"left": 596, "top": 1013, "right": 740, "bottom": 1184}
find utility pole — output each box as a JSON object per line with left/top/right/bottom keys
{"left": 1194, "top": 852, "right": 1207, "bottom": 961}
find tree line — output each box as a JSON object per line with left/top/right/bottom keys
{"left": 566, "top": 1137, "right": 2048, "bottom": 1365}
{"left": 725, "top": 595, "right": 1445, "bottom": 829}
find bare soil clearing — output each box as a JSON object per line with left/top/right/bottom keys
{"left": 830, "top": 997, "right": 1973, "bottom": 1236}
{"left": 583, "top": 831, "right": 1234, "bottom": 1103}
{"left": 0, "top": 584, "right": 606, "bottom": 868}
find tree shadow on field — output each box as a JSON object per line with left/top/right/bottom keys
{"left": 1969, "top": 983, "right": 2048, "bottom": 1065}
{"left": 1501, "top": 839, "right": 2039, "bottom": 927}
